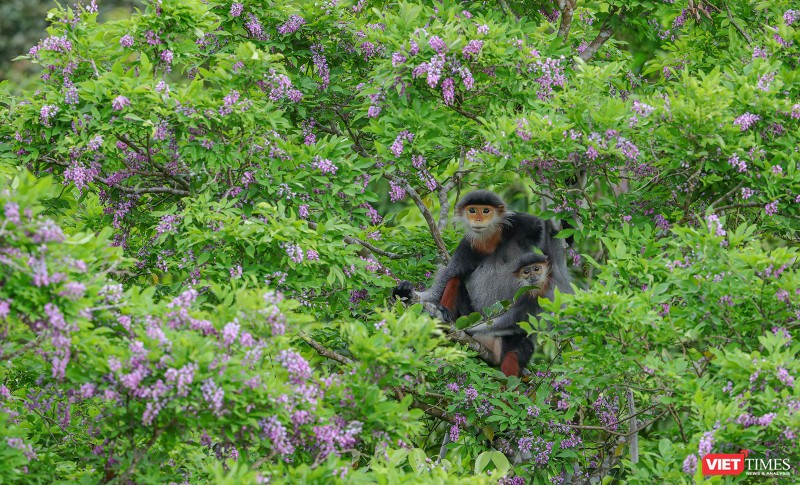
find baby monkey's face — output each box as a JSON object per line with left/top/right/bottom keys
{"left": 514, "top": 262, "right": 549, "bottom": 288}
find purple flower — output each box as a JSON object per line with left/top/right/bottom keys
{"left": 277, "top": 15, "right": 305, "bottom": 35}
{"left": 462, "top": 40, "right": 483, "bottom": 59}
{"left": 764, "top": 201, "right": 778, "bottom": 216}
{"left": 464, "top": 386, "right": 478, "bottom": 401}
{"left": 222, "top": 320, "right": 240, "bottom": 346}
{"left": 160, "top": 49, "right": 173, "bottom": 64}
{"left": 733, "top": 112, "right": 760, "bottom": 131}
{"left": 392, "top": 52, "right": 406, "bottom": 67}
{"left": 112, "top": 96, "right": 130, "bottom": 111}
{"left": 306, "top": 249, "right": 319, "bottom": 261}
{"left": 389, "top": 182, "right": 406, "bottom": 202}
{"left": 442, "top": 77, "right": 455, "bottom": 105}
{"left": 276, "top": 349, "right": 312, "bottom": 382}
{"left": 706, "top": 214, "right": 726, "bottom": 237}
{"left": 757, "top": 72, "right": 775, "bottom": 92}
{"left": 284, "top": 243, "right": 304, "bottom": 263}
{"left": 785, "top": 9, "right": 799, "bottom": 26}
{"left": 245, "top": 14, "right": 264, "bottom": 39}
{"left": 230, "top": 2, "right": 243, "bottom": 17}
{"left": 683, "top": 454, "right": 698, "bottom": 474}
{"left": 312, "top": 157, "right": 337, "bottom": 174}
{"left": 201, "top": 379, "right": 224, "bottom": 415}
{"left": 698, "top": 431, "right": 714, "bottom": 457}
{"left": 428, "top": 36, "right": 447, "bottom": 53}
{"left": 59, "top": 282, "right": 86, "bottom": 300}
{"left": 34, "top": 219, "right": 65, "bottom": 243}
{"left": 476, "top": 24, "right": 489, "bottom": 35}
{"left": 0, "top": 300, "right": 10, "bottom": 320}
{"left": 156, "top": 214, "right": 181, "bottom": 235}
{"left": 777, "top": 367, "right": 795, "bottom": 387}
{"left": 120, "top": 34, "right": 134, "bottom": 47}
{"left": 40, "top": 104, "right": 59, "bottom": 126}
{"left": 449, "top": 425, "right": 460, "bottom": 441}
{"left": 728, "top": 153, "right": 747, "bottom": 172}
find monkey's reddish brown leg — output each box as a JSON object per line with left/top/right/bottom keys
{"left": 500, "top": 352, "right": 521, "bottom": 377}
{"left": 440, "top": 277, "right": 461, "bottom": 313}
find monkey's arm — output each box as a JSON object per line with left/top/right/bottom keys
{"left": 414, "top": 240, "right": 481, "bottom": 305}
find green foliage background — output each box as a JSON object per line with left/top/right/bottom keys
{"left": 0, "top": 0, "right": 798, "bottom": 483}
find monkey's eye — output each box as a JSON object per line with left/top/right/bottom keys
{"left": 468, "top": 207, "right": 476, "bottom": 214}
{"left": 482, "top": 208, "right": 490, "bottom": 214}
{"left": 533, "top": 266, "right": 540, "bottom": 272}
{"left": 522, "top": 269, "right": 530, "bottom": 275}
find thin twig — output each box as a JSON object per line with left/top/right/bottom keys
{"left": 306, "top": 221, "right": 404, "bottom": 259}
{"left": 385, "top": 173, "right": 450, "bottom": 263}
{"left": 436, "top": 148, "right": 467, "bottom": 232}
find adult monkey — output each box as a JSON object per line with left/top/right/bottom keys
{"left": 393, "top": 190, "right": 573, "bottom": 374}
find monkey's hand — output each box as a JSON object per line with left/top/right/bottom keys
{"left": 392, "top": 280, "right": 416, "bottom": 303}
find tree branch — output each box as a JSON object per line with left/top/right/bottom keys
{"left": 114, "top": 185, "right": 190, "bottom": 196}
{"left": 557, "top": 0, "right": 577, "bottom": 40}
{"left": 714, "top": 202, "right": 763, "bottom": 212}
{"left": 300, "top": 332, "right": 353, "bottom": 364}
{"left": 436, "top": 148, "right": 467, "bottom": 232}
{"left": 579, "top": 8, "right": 619, "bottom": 62}
{"left": 306, "top": 221, "right": 404, "bottom": 259}
{"left": 384, "top": 173, "right": 450, "bottom": 263}
{"left": 724, "top": 3, "right": 753, "bottom": 43}
{"left": 301, "top": 333, "right": 456, "bottom": 424}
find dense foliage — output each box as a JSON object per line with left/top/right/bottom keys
{"left": 0, "top": 0, "right": 798, "bottom": 482}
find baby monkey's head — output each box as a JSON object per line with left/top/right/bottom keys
{"left": 513, "top": 253, "right": 550, "bottom": 295}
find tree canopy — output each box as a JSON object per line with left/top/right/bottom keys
{"left": 0, "top": 0, "right": 798, "bottom": 483}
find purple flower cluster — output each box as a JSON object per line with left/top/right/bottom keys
{"left": 389, "top": 181, "right": 406, "bottom": 202}
{"left": 428, "top": 35, "right": 447, "bottom": 53}
{"left": 312, "top": 157, "right": 337, "bottom": 175}
{"left": 40, "top": 105, "right": 59, "bottom": 126}
{"left": 120, "top": 34, "right": 134, "bottom": 48}
{"left": 284, "top": 243, "right": 304, "bottom": 263}
{"left": 706, "top": 214, "right": 726, "bottom": 237}
{"left": 683, "top": 454, "right": 698, "bottom": 474}
{"left": 785, "top": 9, "right": 799, "bottom": 25}
{"left": 245, "top": 14, "right": 265, "bottom": 40}
{"left": 112, "top": 96, "right": 130, "bottom": 111}
{"left": 698, "top": 431, "right": 714, "bottom": 457}
{"left": 390, "top": 130, "right": 414, "bottom": 157}
{"left": 156, "top": 214, "right": 181, "bottom": 235}
{"left": 201, "top": 379, "right": 225, "bottom": 416}
{"left": 276, "top": 350, "right": 312, "bottom": 383}
{"left": 230, "top": 2, "right": 243, "bottom": 17}
{"left": 764, "top": 200, "right": 778, "bottom": 216}
{"left": 441, "top": 77, "right": 455, "bottom": 105}
{"left": 733, "top": 112, "right": 760, "bottom": 131}
{"left": 64, "top": 161, "right": 99, "bottom": 192}
{"left": 461, "top": 40, "right": 483, "bottom": 59}
{"left": 776, "top": 367, "right": 794, "bottom": 387}
{"left": 311, "top": 44, "right": 330, "bottom": 90}
{"left": 262, "top": 70, "right": 303, "bottom": 102}
{"left": 529, "top": 57, "right": 566, "bottom": 100}
{"left": 736, "top": 412, "right": 776, "bottom": 427}
{"left": 277, "top": 15, "right": 305, "bottom": 35}
{"left": 7, "top": 438, "right": 38, "bottom": 461}
{"left": 728, "top": 153, "right": 747, "bottom": 172}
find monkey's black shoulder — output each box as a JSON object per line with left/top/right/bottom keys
{"left": 502, "top": 212, "right": 545, "bottom": 243}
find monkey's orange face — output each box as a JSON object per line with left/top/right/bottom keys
{"left": 464, "top": 205, "right": 500, "bottom": 232}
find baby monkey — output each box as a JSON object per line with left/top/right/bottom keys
{"left": 467, "top": 253, "right": 551, "bottom": 377}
